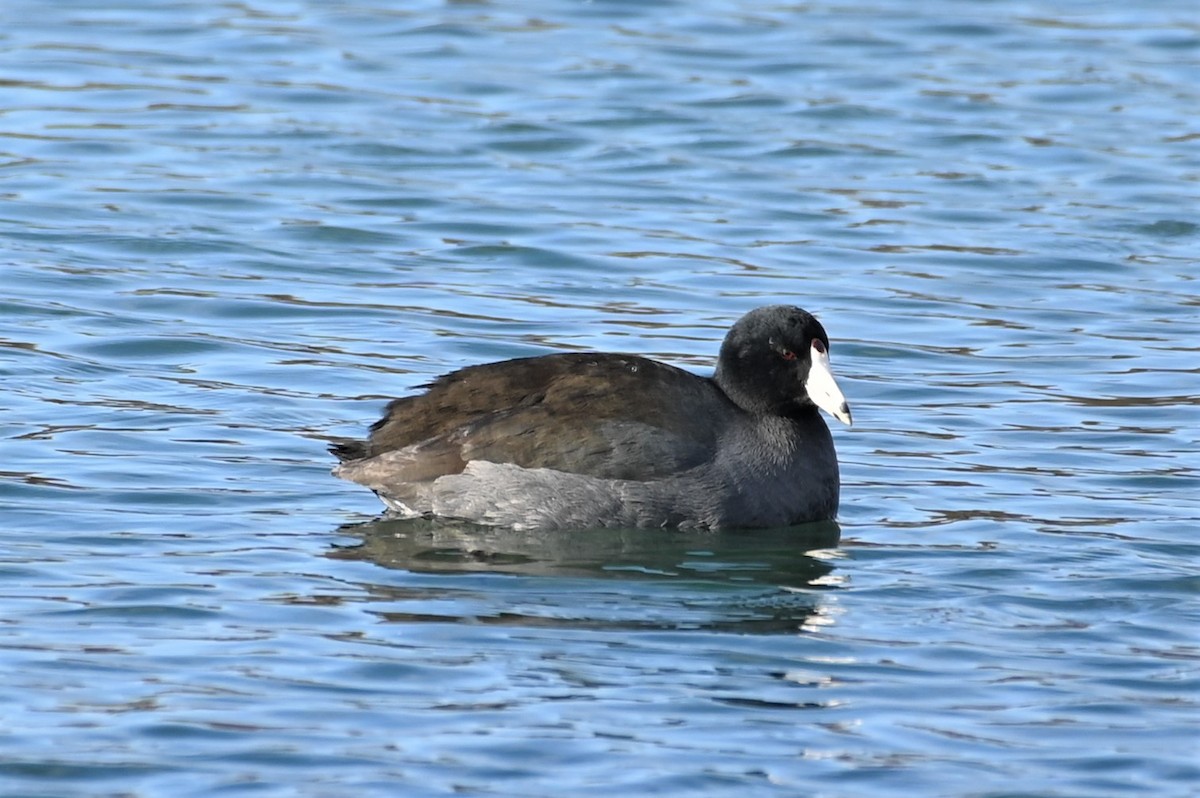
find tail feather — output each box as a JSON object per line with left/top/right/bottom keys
{"left": 329, "top": 438, "right": 369, "bottom": 463}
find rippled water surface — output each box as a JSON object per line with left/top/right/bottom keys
{"left": 2, "top": 1, "right": 1198, "bottom": 795}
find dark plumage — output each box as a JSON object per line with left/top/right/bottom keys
{"left": 331, "top": 305, "right": 852, "bottom": 530}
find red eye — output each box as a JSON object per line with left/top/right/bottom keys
{"left": 780, "top": 349, "right": 797, "bottom": 361}
{"left": 811, "top": 338, "right": 826, "bottom": 355}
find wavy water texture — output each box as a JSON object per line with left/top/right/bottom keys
{"left": 1, "top": 1, "right": 1197, "bottom": 796}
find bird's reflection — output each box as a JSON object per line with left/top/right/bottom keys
{"left": 327, "top": 518, "right": 842, "bottom": 635}
{"left": 332, "top": 516, "right": 838, "bottom": 581}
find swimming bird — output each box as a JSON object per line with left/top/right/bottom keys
{"left": 331, "top": 304, "right": 852, "bottom": 530}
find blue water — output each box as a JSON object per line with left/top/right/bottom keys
{"left": 2, "top": 1, "right": 1198, "bottom": 795}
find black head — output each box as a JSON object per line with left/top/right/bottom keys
{"left": 713, "top": 305, "right": 852, "bottom": 424}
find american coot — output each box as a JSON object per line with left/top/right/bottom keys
{"left": 331, "top": 305, "right": 852, "bottom": 531}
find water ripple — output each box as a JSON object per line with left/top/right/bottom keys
{"left": 2, "top": 0, "right": 1197, "bottom": 796}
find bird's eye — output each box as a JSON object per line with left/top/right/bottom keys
{"left": 780, "top": 349, "right": 797, "bottom": 361}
